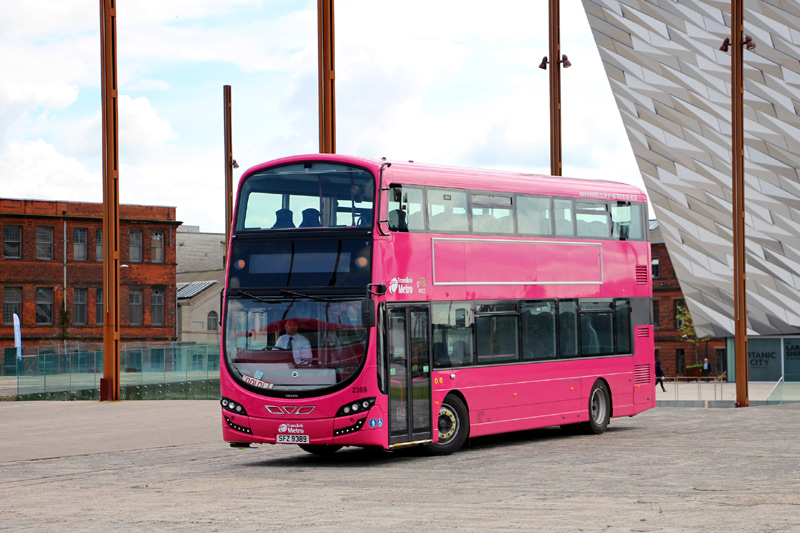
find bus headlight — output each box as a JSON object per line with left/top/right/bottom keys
{"left": 221, "top": 397, "right": 248, "bottom": 416}
{"left": 336, "top": 397, "right": 375, "bottom": 417}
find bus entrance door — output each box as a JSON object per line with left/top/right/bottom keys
{"left": 386, "top": 304, "right": 433, "bottom": 447}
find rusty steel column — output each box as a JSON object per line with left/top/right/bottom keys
{"left": 223, "top": 85, "right": 233, "bottom": 262}
{"left": 317, "top": 0, "right": 336, "bottom": 154}
{"left": 100, "top": 0, "right": 121, "bottom": 401}
{"left": 731, "top": 0, "right": 749, "bottom": 408}
{"left": 548, "top": 0, "right": 562, "bottom": 176}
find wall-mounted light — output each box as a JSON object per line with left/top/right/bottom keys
{"left": 560, "top": 54, "right": 571, "bottom": 68}
{"left": 539, "top": 56, "right": 549, "bottom": 70}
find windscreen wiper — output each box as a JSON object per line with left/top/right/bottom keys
{"left": 233, "top": 289, "right": 271, "bottom": 304}
{"left": 280, "top": 289, "right": 341, "bottom": 303}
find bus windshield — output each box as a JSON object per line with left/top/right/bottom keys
{"left": 225, "top": 297, "right": 369, "bottom": 394}
{"left": 236, "top": 161, "right": 375, "bottom": 231}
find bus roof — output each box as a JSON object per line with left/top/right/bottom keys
{"left": 242, "top": 154, "right": 648, "bottom": 203}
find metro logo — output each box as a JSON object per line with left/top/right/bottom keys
{"left": 389, "top": 277, "right": 413, "bottom": 294}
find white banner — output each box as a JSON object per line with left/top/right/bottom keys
{"left": 13, "top": 313, "right": 21, "bottom": 359}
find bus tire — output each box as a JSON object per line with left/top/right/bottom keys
{"left": 298, "top": 444, "right": 343, "bottom": 455}
{"left": 425, "top": 395, "right": 469, "bottom": 455}
{"left": 586, "top": 380, "right": 611, "bottom": 434}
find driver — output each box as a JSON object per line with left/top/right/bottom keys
{"left": 275, "top": 319, "right": 313, "bottom": 366}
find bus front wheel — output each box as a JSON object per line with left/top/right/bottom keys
{"left": 425, "top": 395, "right": 469, "bottom": 455}
{"left": 586, "top": 380, "right": 611, "bottom": 434}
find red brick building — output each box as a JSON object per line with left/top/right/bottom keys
{"left": 650, "top": 221, "right": 726, "bottom": 377}
{"left": 1, "top": 199, "right": 182, "bottom": 349}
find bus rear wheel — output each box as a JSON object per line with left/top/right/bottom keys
{"left": 425, "top": 395, "right": 469, "bottom": 455}
{"left": 298, "top": 444, "right": 343, "bottom": 455}
{"left": 586, "top": 380, "right": 611, "bottom": 434}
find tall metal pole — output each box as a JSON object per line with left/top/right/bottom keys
{"left": 731, "top": 0, "right": 749, "bottom": 407}
{"left": 223, "top": 85, "right": 234, "bottom": 264}
{"left": 317, "top": 0, "right": 336, "bottom": 154}
{"left": 100, "top": 0, "right": 121, "bottom": 401}
{"left": 548, "top": 0, "right": 562, "bottom": 176}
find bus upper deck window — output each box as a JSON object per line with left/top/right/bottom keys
{"left": 428, "top": 189, "right": 468, "bottom": 233}
{"left": 518, "top": 196, "right": 553, "bottom": 236}
{"left": 610, "top": 202, "right": 645, "bottom": 241}
{"left": 388, "top": 185, "right": 424, "bottom": 231}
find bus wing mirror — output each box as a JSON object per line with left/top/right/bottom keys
{"left": 362, "top": 299, "right": 376, "bottom": 328}
{"left": 367, "top": 283, "right": 386, "bottom": 296}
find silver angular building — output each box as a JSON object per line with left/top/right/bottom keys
{"left": 582, "top": 0, "right": 800, "bottom": 381}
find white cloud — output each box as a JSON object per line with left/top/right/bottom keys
{"left": 57, "top": 95, "right": 174, "bottom": 164}
{"left": 126, "top": 78, "right": 171, "bottom": 92}
{"left": 0, "top": 139, "right": 100, "bottom": 202}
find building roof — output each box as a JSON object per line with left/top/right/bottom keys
{"left": 177, "top": 280, "right": 219, "bottom": 301}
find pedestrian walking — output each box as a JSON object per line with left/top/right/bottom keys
{"left": 656, "top": 360, "right": 666, "bottom": 392}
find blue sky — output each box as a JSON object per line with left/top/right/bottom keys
{"left": 0, "top": 0, "right": 643, "bottom": 233}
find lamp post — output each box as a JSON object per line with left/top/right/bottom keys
{"left": 539, "top": 0, "right": 571, "bottom": 176}
{"left": 223, "top": 85, "right": 237, "bottom": 266}
{"left": 318, "top": 0, "right": 336, "bottom": 154}
{"left": 720, "top": 0, "right": 753, "bottom": 408}
{"left": 100, "top": 0, "right": 121, "bottom": 401}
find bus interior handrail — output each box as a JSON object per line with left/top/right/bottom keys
{"left": 376, "top": 161, "right": 392, "bottom": 236}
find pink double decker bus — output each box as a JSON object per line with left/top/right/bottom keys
{"left": 221, "top": 154, "right": 655, "bottom": 455}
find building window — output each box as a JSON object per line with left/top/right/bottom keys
{"left": 676, "top": 348, "right": 685, "bottom": 374}
{"left": 36, "top": 226, "right": 54, "bottom": 260}
{"left": 3, "top": 287, "right": 22, "bottom": 325}
{"left": 653, "top": 300, "right": 660, "bottom": 330}
{"left": 96, "top": 288, "right": 104, "bottom": 325}
{"left": 129, "top": 289, "right": 143, "bottom": 325}
{"left": 675, "top": 299, "right": 686, "bottom": 330}
{"left": 36, "top": 287, "right": 54, "bottom": 324}
{"left": 207, "top": 310, "right": 219, "bottom": 331}
{"left": 74, "top": 288, "right": 87, "bottom": 325}
{"left": 4, "top": 225, "right": 22, "bottom": 259}
{"left": 96, "top": 229, "right": 103, "bottom": 262}
{"left": 74, "top": 228, "right": 87, "bottom": 261}
{"left": 651, "top": 258, "right": 659, "bottom": 278}
{"left": 151, "top": 288, "right": 164, "bottom": 325}
{"left": 151, "top": 231, "right": 164, "bottom": 263}
{"left": 130, "top": 230, "right": 143, "bottom": 262}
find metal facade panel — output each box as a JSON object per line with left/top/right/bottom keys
{"left": 583, "top": 0, "right": 800, "bottom": 337}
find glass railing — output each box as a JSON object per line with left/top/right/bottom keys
{"left": 0, "top": 342, "right": 220, "bottom": 401}
{"left": 656, "top": 376, "right": 796, "bottom": 405}
{"left": 767, "top": 379, "right": 800, "bottom": 403}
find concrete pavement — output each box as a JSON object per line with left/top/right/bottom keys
{"left": 2, "top": 400, "right": 800, "bottom": 531}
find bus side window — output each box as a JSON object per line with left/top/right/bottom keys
{"left": 615, "top": 299, "right": 632, "bottom": 354}
{"left": 432, "top": 302, "right": 473, "bottom": 367}
{"left": 521, "top": 301, "right": 557, "bottom": 360}
{"left": 387, "top": 185, "right": 425, "bottom": 232}
{"left": 610, "top": 202, "right": 645, "bottom": 241}
{"left": 518, "top": 196, "right": 553, "bottom": 236}
{"left": 558, "top": 300, "right": 578, "bottom": 357}
{"left": 576, "top": 202, "right": 611, "bottom": 238}
{"left": 554, "top": 199, "right": 575, "bottom": 237}
{"left": 428, "top": 189, "right": 468, "bottom": 233}
{"left": 476, "top": 314, "right": 519, "bottom": 364}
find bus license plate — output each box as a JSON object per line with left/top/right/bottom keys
{"left": 277, "top": 434, "right": 309, "bottom": 444}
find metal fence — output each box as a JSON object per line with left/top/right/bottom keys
{"left": 1, "top": 342, "right": 220, "bottom": 401}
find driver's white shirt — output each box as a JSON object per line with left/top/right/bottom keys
{"left": 275, "top": 333, "right": 312, "bottom": 365}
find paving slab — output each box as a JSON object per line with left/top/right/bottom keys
{"left": 1, "top": 401, "right": 799, "bottom": 532}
